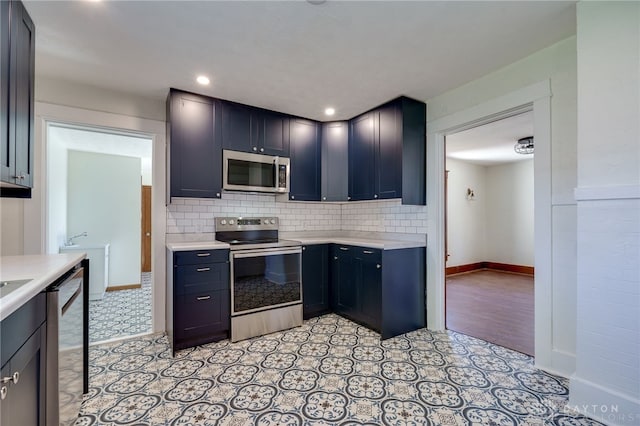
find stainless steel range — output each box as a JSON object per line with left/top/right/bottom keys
{"left": 215, "top": 217, "right": 302, "bottom": 342}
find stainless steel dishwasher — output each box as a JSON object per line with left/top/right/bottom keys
{"left": 46, "top": 261, "right": 86, "bottom": 426}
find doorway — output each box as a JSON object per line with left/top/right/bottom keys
{"left": 443, "top": 112, "right": 535, "bottom": 355}
{"left": 46, "top": 124, "right": 153, "bottom": 344}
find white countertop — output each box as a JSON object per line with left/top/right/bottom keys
{"left": 165, "top": 231, "right": 425, "bottom": 251}
{"left": 0, "top": 253, "right": 86, "bottom": 321}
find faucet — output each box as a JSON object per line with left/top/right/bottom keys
{"left": 66, "top": 232, "right": 87, "bottom": 246}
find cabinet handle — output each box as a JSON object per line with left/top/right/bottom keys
{"left": 196, "top": 253, "right": 211, "bottom": 257}
{"left": 1, "top": 372, "right": 18, "bottom": 385}
{"left": 0, "top": 386, "right": 6, "bottom": 400}
{"left": 376, "top": 264, "right": 381, "bottom": 269}
{"left": 260, "top": 148, "right": 264, "bottom": 152}
{"left": 334, "top": 256, "right": 338, "bottom": 260}
{"left": 12, "top": 174, "right": 25, "bottom": 180}
{"left": 216, "top": 193, "right": 221, "bottom": 198}
{"left": 323, "top": 197, "right": 326, "bottom": 201}
{"left": 374, "top": 194, "right": 378, "bottom": 199}
{"left": 302, "top": 247, "right": 306, "bottom": 251}
{"left": 196, "top": 295, "right": 211, "bottom": 301}
{"left": 339, "top": 247, "right": 349, "bottom": 251}
{"left": 363, "top": 250, "right": 374, "bottom": 254}
{"left": 252, "top": 147, "right": 257, "bottom": 152}
{"left": 196, "top": 267, "right": 210, "bottom": 272}
{"left": 291, "top": 195, "right": 295, "bottom": 200}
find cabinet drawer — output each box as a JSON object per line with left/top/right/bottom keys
{"left": 175, "top": 290, "right": 229, "bottom": 338}
{"left": 355, "top": 247, "right": 382, "bottom": 263}
{"left": 1, "top": 293, "right": 45, "bottom": 367}
{"left": 175, "top": 262, "right": 229, "bottom": 295}
{"left": 174, "top": 249, "right": 228, "bottom": 265}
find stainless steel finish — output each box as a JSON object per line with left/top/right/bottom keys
{"left": 1, "top": 372, "right": 18, "bottom": 385}
{"left": 215, "top": 216, "right": 279, "bottom": 232}
{"left": 231, "top": 304, "right": 302, "bottom": 343}
{"left": 339, "top": 247, "right": 349, "bottom": 251}
{"left": 0, "top": 278, "right": 32, "bottom": 298}
{"left": 228, "top": 239, "right": 301, "bottom": 251}
{"left": 374, "top": 194, "right": 378, "bottom": 198}
{"left": 377, "top": 264, "right": 381, "bottom": 269}
{"left": 196, "top": 295, "right": 211, "bottom": 301}
{"left": 230, "top": 247, "right": 302, "bottom": 316}
{"left": 222, "top": 149, "right": 290, "bottom": 194}
{"left": 363, "top": 250, "right": 374, "bottom": 254}
{"left": 196, "top": 252, "right": 211, "bottom": 257}
{"left": 196, "top": 267, "right": 210, "bottom": 272}
{"left": 334, "top": 256, "right": 338, "bottom": 260}
{"left": 46, "top": 266, "right": 85, "bottom": 426}
{"left": 0, "top": 386, "right": 6, "bottom": 400}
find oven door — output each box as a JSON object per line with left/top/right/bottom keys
{"left": 231, "top": 247, "right": 302, "bottom": 316}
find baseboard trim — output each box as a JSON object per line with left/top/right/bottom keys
{"left": 107, "top": 283, "right": 141, "bottom": 291}
{"left": 446, "top": 262, "right": 534, "bottom": 276}
{"left": 570, "top": 375, "right": 640, "bottom": 425}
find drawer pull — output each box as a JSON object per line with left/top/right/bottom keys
{"left": 196, "top": 295, "right": 211, "bottom": 301}
{"left": 376, "top": 264, "right": 381, "bottom": 269}
{"left": 1, "top": 372, "right": 19, "bottom": 385}
{"left": 0, "top": 386, "right": 6, "bottom": 400}
{"left": 363, "top": 250, "right": 374, "bottom": 254}
{"left": 339, "top": 247, "right": 349, "bottom": 251}
{"left": 196, "top": 267, "right": 211, "bottom": 272}
{"left": 196, "top": 253, "right": 211, "bottom": 257}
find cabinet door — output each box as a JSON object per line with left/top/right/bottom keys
{"left": 175, "top": 290, "right": 230, "bottom": 341}
{"left": 0, "top": 325, "right": 46, "bottom": 426}
{"left": 354, "top": 250, "right": 382, "bottom": 331}
{"left": 8, "top": 0, "right": 34, "bottom": 188}
{"left": 0, "top": 0, "right": 11, "bottom": 185}
{"left": 331, "top": 246, "right": 357, "bottom": 317}
{"left": 169, "top": 91, "right": 222, "bottom": 198}
{"left": 302, "top": 245, "right": 329, "bottom": 319}
{"left": 259, "top": 110, "right": 289, "bottom": 156}
{"left": 349, "top": 112, "right": 376, "bottom": 201}
{"left": 221, "top": 101, "right": 254, "bottom": 153}
{"left": 289, "top": 118, "right": 320, "bottom": 201}
{"left": 376, "top": 102, "right": 402, "bottom": 200}
{"left": 321, "top": 121, "right": 348, "bottom": 201}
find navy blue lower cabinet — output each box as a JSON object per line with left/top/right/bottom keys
{"left": 329, "top": 244, "right": 425, "bottom": 339}
{"left": 169, "top": 250, "right": 230, "bottom": 354}
{"left": 302, "top": 244, "right": 330, "bottom": 319}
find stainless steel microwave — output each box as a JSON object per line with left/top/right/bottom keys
{"left": 223, "top": 150, "right": 290, "bottom": 194}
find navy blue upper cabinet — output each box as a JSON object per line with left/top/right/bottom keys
{"left": 348, "top": 112, "right": 377, "bottom": 201}
{"left": 289, "top": 118, "right": 320, "bottom": 201}
{"left": 348, "top": 97, "right": 426, "bottom": 205}
{"left": 321, "top": 121, "right": 349, "bottom": 202}
{"left": 1, "top": 0, "right": 35, "bottom": 196}
{"left": 167, "top": 89, "right": 222, "bottom": 199}
{"left": 221, "top": 101, "right": 290, "bottom": 156}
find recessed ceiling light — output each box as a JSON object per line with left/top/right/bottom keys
{"left": 196, "top": 75, "right": 210, "bottom": 85}
{"left": 325, "top": 107, "right": 335, "bottom": 116}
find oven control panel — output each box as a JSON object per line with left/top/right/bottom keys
{"left": 215, "top": 217, "right": 279, "bottom": 231}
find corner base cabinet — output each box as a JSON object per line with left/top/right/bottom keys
{"left": 0, "top": 293, "right": 46, "bottom": 426}
{"left": 302, "top": 244, "right": 330, "bottom": 319}
{"left": 167, "top": 249, "right": 230, "bottom": 355}
{"left": 330, "top": 245, "right": 425, "bottom": 339}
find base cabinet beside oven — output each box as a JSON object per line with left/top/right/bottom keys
{"left": 168, "top": 249, "right": 230, "bottom": 355}
{"left": 329, "top": 244, "right": 425, "bottom": 339}
{"left": 302, "top": 244, "right": 330, "bottom": 320}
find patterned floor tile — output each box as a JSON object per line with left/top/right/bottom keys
{"left": 75, "top": 314, "right": 605, "bottom": 426}
{"left": 89, "top": 273, "right": 152, "bottom": 343}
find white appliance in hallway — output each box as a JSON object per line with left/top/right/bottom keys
{"left": 60, "top": 244, "right": 109, "bottom": 300}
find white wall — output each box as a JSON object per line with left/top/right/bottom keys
{"left": 427, "top": 36, "right": 578, "bottom": 376}
{"left": 0, "top": 199, "right": 24, "bottom": 256}
{"left": 46, "top": 135, "right": 68, "bottom": 254}
{"left": 485, "top": 159, "right": 534, "bottom": 266}
{"left": 445, "top": 158, "right": 487, "bottom": 266}
{"left": 67, "top": 150, "right": 141, "bottom": 286}
{"left": 570, "top": 2, "right": 640, "bottom": 424}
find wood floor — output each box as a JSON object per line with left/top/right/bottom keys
{"left": 445, "top": 269, "right": 534, "bottom": 356}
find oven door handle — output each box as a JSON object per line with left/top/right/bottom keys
{"left": 232, "top": 247, "right": 301, "bottom": 258}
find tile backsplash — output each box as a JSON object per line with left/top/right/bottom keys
{"left": 166, "top": 194, "right": 427, "bottom": 234}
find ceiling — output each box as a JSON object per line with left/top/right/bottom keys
{"left": 446, "top": 111, "right": 534, "bottom": 166}
{"left": 24, "top": 1, "right": 576, "bottom": 121}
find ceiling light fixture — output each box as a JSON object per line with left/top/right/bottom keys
{"left": 514, "top": 136, "right": 534, "bottom": 155}
{"left": 324, "top": 107, "right": 335, "bottom": 116}
{"left": 196, "top": 75, "right": 210, "bottom": 85}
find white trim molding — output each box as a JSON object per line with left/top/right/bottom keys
{"left": 570, "top": 376, "right": 640, "bottom": 426}
{"left": 574, "top": 184, "right": 640, "bottom": 201}
{"left": 29, "top": 101, "right": 167, "bottom": 335}
{"left": 426, "top": 80, "right": 572, "bottom": 376}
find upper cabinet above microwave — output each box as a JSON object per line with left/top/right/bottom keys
{"left": 220, "top": 101, "right": 290, "bottom": 157}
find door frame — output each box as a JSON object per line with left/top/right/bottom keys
{"left": 25, "top": 102, "right": 166, "bottom": 335}
{"left": 426, "top": 80, "right": 552, "bottom": 366}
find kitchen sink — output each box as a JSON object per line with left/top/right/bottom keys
{"left": 0, "top": 279, "right": 33, "bottom": 298}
